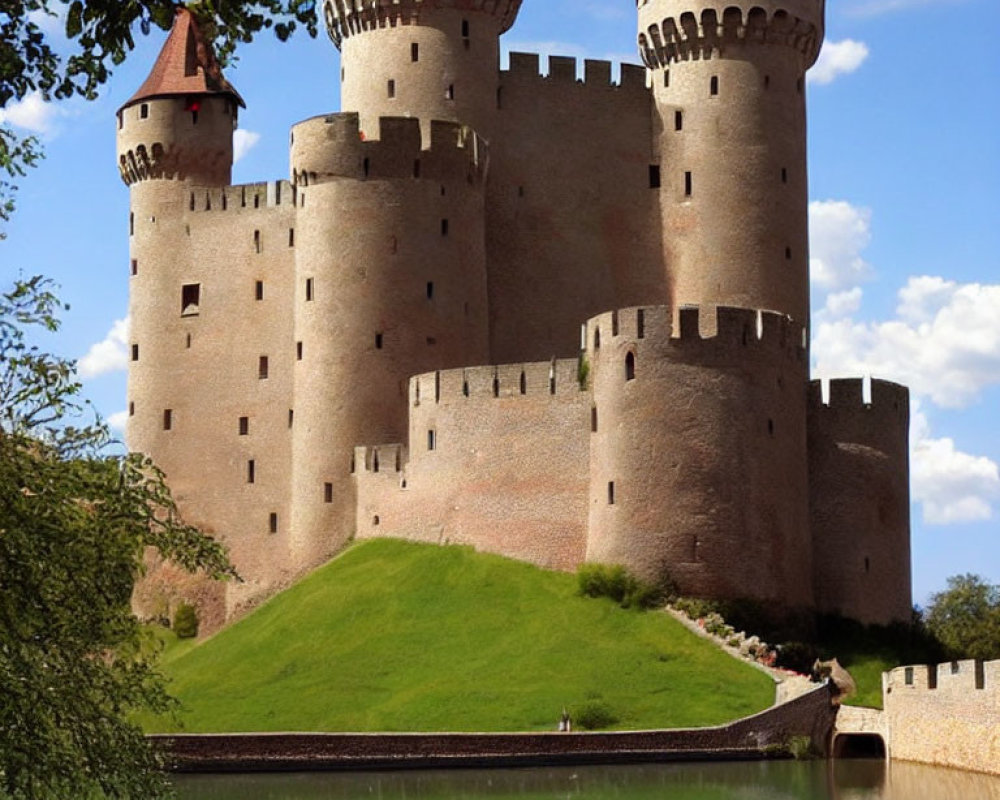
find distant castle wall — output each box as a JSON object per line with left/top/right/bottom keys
{"left": 585, "top": 305, "right": 812, "bottom": 607}
{"left": 355, "top": 359, "right": 590, "bottom": 570}
{"left": 883, "top": 659, "right": 1000, "bottom": 775}
{"left": 486, "top": 55, "right": 665, "bottom": 363}
{"left": 808, "top": 378, "right": 911, "bottom": 625}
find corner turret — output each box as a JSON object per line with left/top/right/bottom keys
{"left": 324, "top": 0, "right": 522, "bottom": 139}
{"left": 116, "top": 7, "right": 243, "bottom": 187}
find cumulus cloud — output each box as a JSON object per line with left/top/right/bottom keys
{"left": 809, "top": 200, "right": 873, "bottom": 291}
{"left": 812, "top": 279, "right": 1000, "bottom": 409}
{"left": 107, "top": 410, "right": 129, "bottom": 432}
{"left": 910, "top": 404, "right": 1000, "bottom": 525}
{"left": 233, "top": 129, "right": 261, "bottom": 164}
{"left": 0, "top": 91, "right": 63, "bottom": 135}
{"left": 78, "top": 317, "right": 130, "bottom": 379}
{"left": 808, "top": 40, "right": 870, "bottom": 86}
{"left": 822, "top": 287, "right": 864, "bottom": 318}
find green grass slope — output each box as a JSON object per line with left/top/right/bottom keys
{"left": 145, "top": 540, "right": 775, "bottom": 733}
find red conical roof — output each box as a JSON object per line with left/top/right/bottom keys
{"left": 119, "top": 7, "right": 245, "bottom": 112}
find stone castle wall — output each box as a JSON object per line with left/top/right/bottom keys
{"left": 883, "top": 659, "right": 1000, "bottom": 776}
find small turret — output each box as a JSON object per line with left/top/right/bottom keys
{"left": 324, "top": 0, "right": 522, "bottom": 139}
{"left": 116, "top": 7, "right": 243, "bottom": 187}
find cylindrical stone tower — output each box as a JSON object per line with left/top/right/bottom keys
{"left": 639, "top": 1, "right": 824, "bottom": 327}
{"left": 586, "top": 304, "right": 813, "bottom": 609}
{"left": 323, "top": 0, "right": 522, "bottom": 138}
{"left": 287, "top": 113, "right": 491, "bottom": 566}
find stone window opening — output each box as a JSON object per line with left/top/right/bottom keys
{"left": 649, "top": 165, "right": 661, "bottom": 189}
{"left": 254, "top": 230, "right": 262, "bottom": 253}
{"left": 189, "top": 193, "right": 196, "bottom": 211}
{"left": 387, "top": 80, "right": 396, "bottom": 99}
{"left": 413, "top": 160, "right": 421, "bottom": 178}
{"left": 373, "top": 515, "right": 381, "bottom": 526}
{"left": 461, "top": 19, "right": 470, "bottom": 38}
{"left": 256, "top": 280, "right": 264, "bottom": 301}
{"left": 684, "top": 171, "right": 693, "bottom": 197}
{"left": 426, "top": 336, "right": 437, "bottom": 346}
{"left": 625, "top": 351, "right": 636, "bottom": 381}
{"left": 140, "top": 103, "right": 148, "bottom": 119}
{"left": 549, "top": 368, "right": 556, "bottom": 395}
{"left": 254, "top": 194, "right": 261, "bottom": 209}
{"left": 976, "top": 661, "right": 985, "bottom": 690}
{"left": 591, "top": 406, "right": 598, "bottom": 433}
{"left": 296, "top": 342, "right": 303, "bottom": 361}
{"left": 239, "top": 417, "right": 249, "bottom": 436}
{"left": 764, "top": 75, "right": 771, "bottom": 89}
{"left": 324, "top": 483, "right": 333, "bottom": 503}
{"left": 373, "top": 451, "right": 380, "bottom": 473}
{"left": 594, "top": 327, "right": 601, "bottom": 350}
{"left": 637, "top": 309, "right": 646, "bottom": 339}
{"left": 493, "top": 375, "right": 500, "bottom": 398}
{"left": 117, "top": 111, "right": 123, "bottom": 130}
{"left": 446, "top": 84, "right": 455, "bottom": 101}
{"left": 710, "top": 76, "right": 719, "bottom": 96}
{"left": 163, "top": 409, "right": 172, "bottom": 431}
{"left": 375, "top": 333, "right": 384, "bottom": 350}
{"left": 675, "top": 110, "right": 683, "bottom": 131}
{"left": 427, "top": 429, "right": 437, "bottom": 451}
{"left": 441, "top": 218, "right": 449, "bottom": 236}
{"left": 129, "top": 402, "right": 135, "bottom": 417}
{"left": 130, "top": 259, "right": 138, "bottom": 276}
{"left": 288, "top": 409, "right": 294, "bottom": 428}
{"left": 904, "top": 667, "right": 914, "bottom": 685}
{"left": 865, "top": 556, "right": 870, "bottom": 573}
{"left": 411, "top": 42, "right": 419, "bottom": 62}
{"left": 289, "top": 228, "right": 295, "bottom": 247}
{"left": 363, "top": 157, "right": 370, "bottom": 178}
{"left": 664, "top": 70, "right": 670, "bottom": 88}
{"left": 612, "top": 311, "right": 619, "bottom": 336}
{"left": 185, "top": 333, "right": 192, "bottom": 349}
{"left": 306, "top": 278, "right": 314, "bottom": 301}
{"left": 258, "top": 355, "right": 269, "bottom": 379}
{"left": 781, "top": 167, "right": 788, "bottom": 184}
{"left": 435, "top": 372, "right": 441, "bottom": 402}
{"left": 463, "top": 379, "right": 470, "bottom": 397}
{"left": 785, "top": 246, "right": 793, "bottom": 261}
{"left": 608, "top": 481, "right": 616, "bottom": 505}
{"left": 519, "top": 371, "right": 527, "bottom": 395}
{"left": 768, "top": 418, "right": 775, "bottom": 436}
{"left": 427, "top": 281, "right": 435, "bottom": 300}
{"left": 269, "top": 512, "right": 278, "bottom": 534}
{"left": 130, "top": 213, "right": 134, "bottom": 236}
{"left": 248, "top": 460, "right": 256, "bottom": 484}
{"left": 131, "top": 343, "right": 139, "bottom": 361}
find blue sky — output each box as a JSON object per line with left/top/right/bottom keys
{"left": 2, "top": 0, "right": 998, "bottom": 607}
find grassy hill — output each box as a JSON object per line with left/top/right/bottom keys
{"left": 144, "top": 539, "right": 775, "bottom": 733}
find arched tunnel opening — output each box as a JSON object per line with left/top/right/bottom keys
{"left": 833, "top": 733, "right": 887, "bottom": 759}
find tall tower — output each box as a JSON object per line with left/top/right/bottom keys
{"left": 323, "top": 0, "right": 522, "bottom": 137}
{"left": 639, "top": 1, "right": 824, "bottom": 328}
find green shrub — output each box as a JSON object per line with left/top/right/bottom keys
{"left": 774, "top": 641, "right": 819, "bottom": 674}
{"left": 173, "top": 603, "right": 199, "bottom": 640}
{"left": 577, "top": 356, "right": 590, "bottom": 388}
{"left": 574, "top": 700, "right": 619, "bottom": 730}
{"left": 577, "top": 564, "right": 660, "bottom": 610}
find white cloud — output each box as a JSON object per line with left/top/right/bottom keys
{"left": 809, "top": 200, "right": 873, "bottom": 291}
{"left": 0, "top": 91, "right": 63, "bottom": 135}
{"left": 822, "top": 287, "right": 864, "bottom": 319}
{"left": 910, "top": 404, "right": 1000, "bottom": 525}
{"left": 107, "top": 410, "right": 129, "bottom": 432}
{"left": 813, "top": 279, "right": 1000, "bottom": 409}
{"left": 78, "top": 317, "right": 130, "bottom": 379}
{"left": 808, "top": 40, "right": 870, "bottom": 86}
{"left": 233, "top": 129, "right": 261, "bottom": 164}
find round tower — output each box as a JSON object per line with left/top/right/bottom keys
{"left": 323, "top": 0, "right": 522, "bottom": 138}
{"left": 585, "top": 304, "right": 813, "bottom": 610}
{"left": 287, "top": 113, "right": 491, "bottom": 566}
{"left": 639, "top": 0, "right": 824, "bottom": 328}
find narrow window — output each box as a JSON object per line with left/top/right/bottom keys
{"left": 975, "top": 661, "right": 985, "bottom": 690}
{"left": 675, "top": 110, "right": 683, "bottom": 131}
{"left": 951, "top": 661, "right": 960, "bottom": 675}
{"left": 189, "top": 193, "right": 196, "bottom": 211}
{"left": 864, "top": 556, "right": 870, "bottom": 573}
{"left": 637, "top": 309, "right": 646, "bottom": 339}
{"left": 413, "top": 159, "right": 421, "bottom": 178}
{"left": 625, "top": 352, "right": 636, "bottom": 381}
{"left": 684, "top": 171, "right": 693, "bottom": 197}
{"left": 785, "top": 246, "right": 792, "bottom": 260}
{"left": 608, "top": 481, "right": 615, "bottom": 505}
{"left": 186, "top": 333, "right": 192, "bottom": 349}
{"left": 493, "top": 375, "right": 500, "bottom": 397}
{"left": 254, "top": 230, "right": 261, "bottom": 254}
{"left": 239, "top": 417, "right": 249, "bottom": 436}
{"left": 140, "top": 103, "right": 149, "bottom": 119}
{"left": 387, "top": 80, "right": 396, "bottom": 99}
{"left": 426, "top": 337, "right": 437, "bottom": 346}
{"left": 519, "top": 371, "right": 527, "bottom": 395}
{"left": 247, "top": 460, "right": 256, "bottom": 484}
{"left": 446, "top": 84, "right": 455, "bottom": 101}
{"left": 130, "top": 259, "right": 138, "bottom": 276}
{"left": 710, "top": 76, "right": 719, "bottom": 96}
{"left": 612, "top": 311, "right": 619, "bottom": 336}
{"left": 426, "top": 281, "right": 435, "bottom": 300}
{"left": 129, "top": 213, "right": 134, "bottom": 236}
{"left": 441, "top": 218, "right": 449, "bottom": 236}
{"left": 181, "top": 283, "right": 200, "bottom": 316}
{"left": 649, "top": 165, "right": 661, "bottom": 189}
{"left": 904, "top": 667, "right": 914, "bottom": 686}
{"left": 928, "top": 664, "right": 938, "bottom": 690}
{"left": 462, "top": 380, "right": 470, "bottom": 397}
{"left": 288, "top": 409, "right": 294, "bottom": 428}
{"left": 296, "top": 341, "right": 303, "bottom": 361}
{"left": 255, "top": 280, "right": 264, "bottom": 301}
{"left": 594, "top": 327, "right": 601, "bottom": 350}
{"left": 781, "top": 167, "right": 788, "bottom": 184}
{"left": 163, "top": 409, "right": 172, "bottom": 431}
{"left": 373, "top": 451, "right": 380, "bottom": 473}
{"left": 373, "top": 515, "right": 381, "bottom": 526}
{"left": 131, "top": 344, "right": 139, "bottom": 361}
{"left": 258, "top": 356, "right": 269, "bottom": 379}
{"left": 591, "top": 407, "right": 598, "bottom": 433}
{"left": 664, "top": 70, "right": 670, "bottom": 88}
{"left": 341, "top": 66, "right": 345, "bottom": 82}
{"left": 129, "top": 402, "right": 135, "bottom": 417}
{"left": 324, "top": 483, "right": 333, "bottom": 503}
{"left": 375, "top": 333, "right": 384, "bottom": 350}
{"left": 764, "top": 75, "right": 771, "bottom": 89}
{"left": 427, "top": 429, "right": 436, "bottom": 451}
{"left": 768, "top": 419, "right": 775, "bottom": 436}
{"left": 269, "top": 512, "right": 278, "bottom": 534}
{"left": 411, "top": 42, "right": 419, "bottom": 62}
{"left": 288, "top": 228, "right": 295, "bottom": 247}
{"left": 306, "top": 278, "right": 314, "bottom": 301}
{"left": 461, "top": 19, "right": 470, "bottom": 38}
{"left": 117, "top": 112, "right": 123, "bottom": 130}
{"left": 363, "top": 157, "right": 370, "bottom": 178}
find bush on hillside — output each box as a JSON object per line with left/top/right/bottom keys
{"left": 576, "top": 563, "right": 661, "bottom": 610}
{"left": 173, "top": 603, "right": 199, "bottom": 639}
{"left": 574, "top": 699, "right": 619, "bottom": 730}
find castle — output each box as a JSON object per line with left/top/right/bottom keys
{"left": 118, "top": 0, "right": 912, "bottom": 630}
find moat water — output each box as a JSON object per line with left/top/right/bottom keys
{"left": 174, "top": 760, "right": 1000, "bottom": 799}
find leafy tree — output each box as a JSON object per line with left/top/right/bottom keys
{"left": 1, "top": 0, "right": 319, "bottom": 227}
{"left": 924, "top": 574, "right": 1000, "bottom": 661}
{"left": 0, "top": 276, "right": 233, "bottom": 799}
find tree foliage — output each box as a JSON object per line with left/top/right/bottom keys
{"left": 0, "top": 277, "right": 233, "bottom": 799}
{"left": 925, "top": 574, "right": 1000, "bottom": 662}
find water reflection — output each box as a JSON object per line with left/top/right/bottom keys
{"left": 175, "top": 759, "right": 1000, "bottom": 800}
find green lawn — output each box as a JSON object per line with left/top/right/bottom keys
{"left": 144, "top": 539, "right": 775, "bottom": 733}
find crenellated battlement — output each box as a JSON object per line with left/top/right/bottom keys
{"left": 324, "top": 0, "right": 522, "bottom": 48}
{"left": 185, "top": 180, "right": 297, "bottom": 214}
{"left": 354, "top": 443, "right": 406, "bottom": 474}
{"left": 290, "top": 114, "right": 488, "bottom": 188}
{"left": 118, "top": 141, "right": 232, "bottom": 186}
{"left": 638, "top": 2, "right": 824, "bottom": 70}
{"left": 502, "top": 52, "right": 649, "bottom": 92}
{"left": 885, "top": 659, "right": 998, "bottom": 693}
{"left": 585, "top": 304, "right": 805, "bottom": 361}
{"left": 808, "top": 378, "right": 909, "bottom": 417}
{"left": 408, "top": 359, "right": 581, "bottom": 408}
